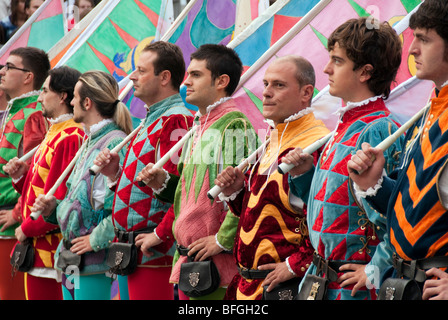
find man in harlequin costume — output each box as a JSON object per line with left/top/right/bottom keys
{"left": 93, "top": 41, "right": 194, "bottom": 300}
{"left": 348, "top": 0, "right": 448, "bottom": 300}
{"left": 32, "top": 70, "right": 133, "bottom": 300}
{"left": 4, "top": 65, "right": 85, "bottom": 300}
{"left": 0, "top": 47, "right": 49, "bottom": 300}
{"left": 283, "top": 18, "right": 404, "bottom": 300}
{"left": 214, "top": 55, "right": 330, "bottom": 300}
{"left": 136, "top": 44, "right": 258, "bottom": 300}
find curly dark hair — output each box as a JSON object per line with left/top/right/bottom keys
{"left": 327, "top": 17, "right": 402, "bottom": 99}
{"left": 410, "top": 0, "right": 448, "bottom": 45}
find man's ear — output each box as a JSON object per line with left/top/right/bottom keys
{"left": 359, "top": 64, "right": 373, "bottom": 83}
{"left": 60, "top": 92, "right": 68, "bottom": 104}
{"left": 159, "top": 70, "right": 172, "bottom": 87}
{"left": 299, "top": 84, "right": 314, "bottom": 108}
{"left": 215, "top": 74, "right": 230, "bottom": 91}
{"left": 23, "top": 72, "right": 34, "bottom": 87}
{"left": 83, "top": 96, "right": 93, "bottom": 110}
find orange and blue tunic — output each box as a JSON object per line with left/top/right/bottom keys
{"left": 13, "top": 117, "right": 84, "bottom": 269}
{"left": 224, "top": 112, "right": 330, "bottom": 300}
{"left": 370, "top": 86, "right": 448, "bottom": 261}
{"left": 289, "top": 97, "right": 403, "bottom": 300}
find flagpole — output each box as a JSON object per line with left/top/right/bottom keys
{"left": 207, "top": 138, "right": 270, "bottom": 200}
{"left": 89, "top": 123, "right": 142, "bottom": 176}
{"left": 160, "top": 0, "right": 199, "bottom": 41}
{"left": 277, "top": 132, "right": 333, "bottom": 175}
{"left": 137, "top": 125, "right": 198, "bottom": 187}
{"left": 234, "top": 0, "right": 332, "bottom": 93}
{"left": 30, "top": 147, "right": 83, "bottom": 220}
{"left": 352, "top": 103, "right": 430, "bottom": 175}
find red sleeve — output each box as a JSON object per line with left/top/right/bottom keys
{"left": 22, "top": 111, "right": 48, "bottom": 156}
{"left": 157, "top": 114, "right": 194, "bottom": 176}
{"left": 148, "top": 114, "right": 193, "bottom": 241}
{"left": 20, "top": 134, "right": 82, "bottom": 237}
{"left": 11, "top": 197, "right": 22, "bottom": 223}
{"left": 287, "top": 236, "right": 314, "bottom": 277}
{"left": 153, "top": 207, "right": 175, "bottom": 250}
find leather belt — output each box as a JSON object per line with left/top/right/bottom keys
{"left": 313, "top": 252, "right": 366, "bottom": 282}
{"left": 237, "top": 266, "right": 271, "bottom": 280}
{"left": 115, "top": 227, "right": 154, "bottom": 243}
{"left": 393, "top": 253, "right": 448, "bottom": 282}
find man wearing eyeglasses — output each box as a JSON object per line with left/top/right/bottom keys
{"left": 0, "top": 47, "right": 49, "bottom": 300}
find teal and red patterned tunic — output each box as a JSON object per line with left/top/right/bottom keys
{"left": 112, "top": 93, "right": 193, "bottom": 267}
{"left": 289, "top": 97, "right": 403, "bottom": 300}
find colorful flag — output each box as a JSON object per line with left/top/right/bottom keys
{"left": 231, "top": 0, "right": 426, "bottom": 133}
{"left": 230, "top": 0, "right": 320, "bottom": 73}
{"left": 48, "top": 0, "right": 109, "bottom": 68}
{"left": 0, "top": 0, "right": 66, "bottom": 64}
{"left": 234, "top": 0, "right": 269, "bottom": 37}
{"left": 121, "top": 0, "right": 240, "bottom": 121}
{"left": 162, "top": 0, "right": 237, "bottom": 68}
{"left": 55, "top": 0, "right": 173, "bottom": 82}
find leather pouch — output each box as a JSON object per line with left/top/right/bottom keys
{"left": 57, "top": 249, "right": 83, "bottom": 273}
{"left": 106, "top": 242, "right": 138, "bottom": 276}
{"left": 378, "top": 278, "right": 422, "bottom": 300}
{"left": 10, "top": 240, "right": 34, "bottom": 275}
{"left": 178, "top": 259, "right": 220, "bottom": 298}
{"left": 262, "top": 277, "right": 302, "bottom": 300}
{"left": 297, "top": 274, "right": 329, "bottom": 300}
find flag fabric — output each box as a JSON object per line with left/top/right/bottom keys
{"left": 47, "top": 0, "right": 109, "bottom": 68}
{"left": 230, "top": 0, "right": 320, "bottom": 73}
{"left": 231, "top": 0, "right": 427, "bottom": 133}
{"left": 0, "top": 0, "right": 66, "bottom": 64}
{"left": 121, "top": 0, "right": 240, "bottom": 122}
{"left": 234, "top": 0, "right": 269, "bottom": 37}
{"left": 161, "top": 0, "right": 237, "bottom": 68}
{"left": 54, "top": 0, "right": 173, "bottom": 82}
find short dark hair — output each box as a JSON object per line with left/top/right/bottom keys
{"left": 327, "top": 17, "right": 402, "bottom": 99}
{"left": 10, "top": 47, "right": 50, "bottom": 90}
{"left": 190, "top": 44, "right": 243, "bottom": 96}
{"left": 410, "top": 0, "right": 448, "bottom": 44}
{"left": 48, "top": 66, "right": 81, "bottom": 112}
{"left": 142, "top": 41, "right": 185, "bottom": 90}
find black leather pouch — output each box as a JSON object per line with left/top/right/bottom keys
{"left": 262, "top": 277, "right": 302, "bottom": 300}
{"left": 10, "top": 239, "right": 34, "bottom": 275}
{"left": 178, "top": 259, "right": 221, "bottom": 298}
{"left": 378, "top": 278, "right": 422, "bottom": 300}
{"left": 297, "top": 274, "right": 329, "bottom": 300}
{"left": 106, "top": 242, "right": 138, "bottom": 276}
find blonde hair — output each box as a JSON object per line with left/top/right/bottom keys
{"left": 78, "top": 70, "right": 133, "bottom": 135}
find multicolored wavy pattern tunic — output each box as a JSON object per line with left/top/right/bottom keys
{"left": 14, "top": 118, "right": 84, "bottom": 269}
{"left": 224, "top": 112, "right": 330, "bottom": 300}
{"left": 289, "top": 98, "right": 403, "bottom": 300}
{"left": 112, "top": 94, "right": 193, "bottom": 266}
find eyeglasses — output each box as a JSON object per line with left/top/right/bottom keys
{"left": 0, "top": 64, "right": 30, "bottom": 72}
